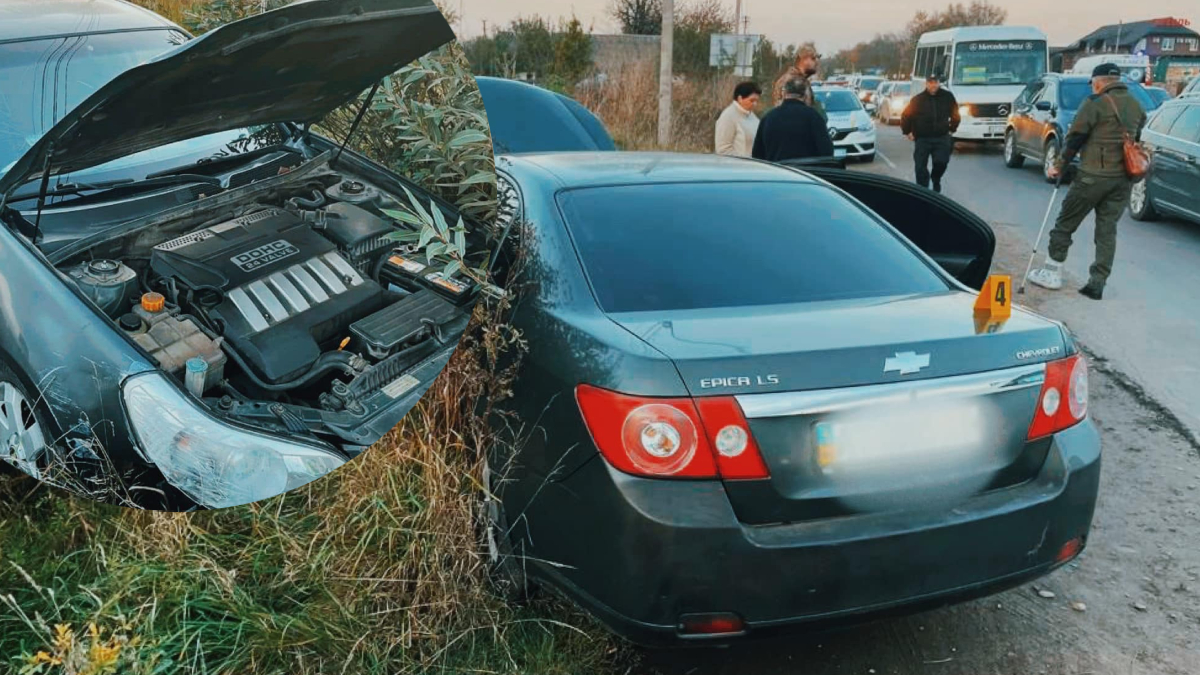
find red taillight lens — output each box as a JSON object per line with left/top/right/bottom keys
{"left": 694, "top": 397, "right": 769, "bottom": 479}
{"left": 575, "top": 385, "right": 770, "bottom": 480}
{"left": 576, "top": 385, "right": 717, "bottom": 478}
{"left": 678, "top": 612, "right": 746, "bottom": 637}
{"left": 1027, "top": 355, "right": 1088, "bottom": 440}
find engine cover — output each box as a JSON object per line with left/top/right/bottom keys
{"left": 151, "top": 209, "right": 386, "bottom": 384}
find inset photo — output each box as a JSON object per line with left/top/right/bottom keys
{"left": 0, "top": 0, "right": 497, "bottom": 510}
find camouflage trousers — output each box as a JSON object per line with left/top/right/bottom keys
{"left": 1047, "top": 172, "right": 1132, "bottom": 288}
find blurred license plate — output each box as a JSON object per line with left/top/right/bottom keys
{"left": 989, "top": 125, "right": 1005, "bottom": 134}
{"left": 834, "top": 148, "right": 848, "bottom": 158}
{"left": 814, "top": 401, "right": 987, "bottom": 471}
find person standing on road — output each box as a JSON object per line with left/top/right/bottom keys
{"left": 773, "top": 46, "right": 826, "bottom": 120}
{"left": 715, "top": 81, "right": 762, "bottom": 157}
{"left": 753, "top": 77, "right": 835, "bottom": 163}
{"left": 901, "top": 73, "right": 961, "bottom": 193}
{"left": 1027, "top": 64, "right": 1147, "bottom": 301}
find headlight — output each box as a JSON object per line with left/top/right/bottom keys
{"left": 857, "top": 118, "right": 874, "bottom": 132}
{"left": 891, "top": 98, "right": 907, "bottom": 110}
{"left": 959, "top": 105, "right": 972, "bottom": 117}
{"left": 122, "top": 373, "right": 345, "bottom": 508}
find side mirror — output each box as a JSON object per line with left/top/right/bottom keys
{"left": 1035, "top": 101, "right": 1053, "bottom": 112}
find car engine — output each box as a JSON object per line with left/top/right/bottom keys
{"left": 58, "top": 171, "right": 479, "bottom": 437}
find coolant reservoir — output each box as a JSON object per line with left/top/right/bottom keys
{"left": 67, "top": 259, "right": 139, "bottom": 318}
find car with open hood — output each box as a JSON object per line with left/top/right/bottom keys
{"left": 477, "top": 76, "right": 1101, "bottom": 645}
{"left": 0, "top": 0, "right": 490, "bottom": 509}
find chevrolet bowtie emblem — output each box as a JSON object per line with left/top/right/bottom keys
{"left": 885, "top": 352, "right": 931, "bottom": 376}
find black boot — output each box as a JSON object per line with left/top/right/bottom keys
{"left": 932, "top": 180, "right": 942, "bottom": 193}
{"left": 1079, "top": 283, "right": 1104, "bottom": 300}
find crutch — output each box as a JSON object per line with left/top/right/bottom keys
{"left": 1018, "top": 173, "right": 1064, "bottom": 295}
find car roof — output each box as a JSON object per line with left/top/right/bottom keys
{"left": 0, "top": 0, "right": 177, "bottom": 43}
{"left": 500, "top": 152, "right": 820, "bottom": 190}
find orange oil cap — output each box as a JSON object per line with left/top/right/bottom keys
{"left": 141, "top": 292, "right": 166, "bottom": 313}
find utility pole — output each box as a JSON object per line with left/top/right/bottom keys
{"left": 735, "top": 0, "right": 743, "bottom": 34}
{"left": 658, "top": 0, "right": 674, "bottom": 148}
{"left": 1115, "top": 20, "right": 1123, "bottom": 53}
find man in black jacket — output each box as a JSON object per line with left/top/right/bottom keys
{"left": 901, "top": 73, "right": 961, "bottom": 192}
{"left": 753, "top": 77, "right": 835, "bottom": 163}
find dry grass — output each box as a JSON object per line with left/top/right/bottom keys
{"left": 575, "top": 62, "right": 744, "bottom": 152}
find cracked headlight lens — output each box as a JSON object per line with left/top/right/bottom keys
{"left": 122, "top": 373, "right": 345, "bottom": 508}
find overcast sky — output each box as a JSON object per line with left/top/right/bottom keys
{"left": 449, "top": 1, "right": 1199, "bottom": 53}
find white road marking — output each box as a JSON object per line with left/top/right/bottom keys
{"left": 876, "top": 149, "right": 897, "bottom": 170}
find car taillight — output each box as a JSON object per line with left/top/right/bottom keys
{"left": 693, "top": 397, "right": 769, "bottom": 479}
{"left": 1027, "top": 355, "right": 1088, "bottom": 440}
{"left": 575, "top": 385, "right": 769, "bottom": 480}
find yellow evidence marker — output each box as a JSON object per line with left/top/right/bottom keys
{"left": 974, "top": 274, "right": 1012, "bottom": 320}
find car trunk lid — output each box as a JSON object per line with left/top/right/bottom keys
{"left": 608, "top": 292, "right": 1068, "bottom": 524}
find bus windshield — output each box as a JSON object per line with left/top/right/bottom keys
{"left": 952, "top": 40, "right": 1047, "bottom": 86}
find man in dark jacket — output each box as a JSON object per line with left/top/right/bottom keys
{"left": 901, "top": 73, "right": 961, "bottom": 192}
{"left": 753, "top": 77, "right": 835, "bottom": 163}
{"left": 1027, "top": 63, "right": 1147, "bottom": 300}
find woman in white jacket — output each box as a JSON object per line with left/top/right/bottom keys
{"left": 715, "top": 81, "right": 762, "bottom": 157}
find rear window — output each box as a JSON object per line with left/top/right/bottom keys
{"left": 557, "top": 182, "right": 949, "bottom": 313}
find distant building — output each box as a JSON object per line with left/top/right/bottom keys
{"left": 1056, "top": 17, "right": 1200, "bottom": 84}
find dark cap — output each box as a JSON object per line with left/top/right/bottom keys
{"left": 926, "top": 71, "right": 941, "bottom": 82}
{"left": 1092, "top": 63, "right": 1122, "bottom": 78}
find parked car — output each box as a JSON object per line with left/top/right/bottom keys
{"left": 478, "top": 77, "right": 1100, "bottom": 646}
{"left": 876, "top": 80, "right": 914, "bottom": 125}
{"left": 1145, "top": 86, "right": 1173, "bottom": 107}
{"left": 1003, "top": 74, "right": 1161, "bottom": 182}
{"left": 0, "top": 0, "right": 485, "bottom": 509}
{"left": 1182, "top": 76, "right": 1200, "bottom": 96}
{"left": 813, "top": 86, "right": 877, "bottom": 162}
{"left": 1130, "top": 96, "right": 1200, "bottom": 224}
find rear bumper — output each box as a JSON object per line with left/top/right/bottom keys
{"left": 525, "top": 419, "right": 1101, "bottom": 646}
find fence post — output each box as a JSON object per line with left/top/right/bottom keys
{"left": 658, "top": 0, "right": 674, "bottom": 148}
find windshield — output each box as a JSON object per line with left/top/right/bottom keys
{"left": 860, "top": 78, "right": 884, "bottom": 91}
{"left": 557, "top": 183, "right": 948, "bottom": 313}
{"left": 952, "top": 40, "right": 1047, "bottom": 86}
{"left": 814, "top": 90, "right": 863, "bottom": 113}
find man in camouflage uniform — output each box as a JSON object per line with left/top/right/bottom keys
{"left": 773, "top": 46, "right": 826, "bottom": 120}
{"left": 1027, "top": 63, "right": 1147, "bottom": 300}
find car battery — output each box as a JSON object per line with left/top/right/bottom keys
{"left": 380, "top": 250, "right": 476, "bottom": 306}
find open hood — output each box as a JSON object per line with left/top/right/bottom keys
{"left": 0, "top": 0, "right": 454, "bottom": 197}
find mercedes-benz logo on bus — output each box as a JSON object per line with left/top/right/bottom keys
{"left": 997, "top": 105, "right": 1010, "bottom": 116}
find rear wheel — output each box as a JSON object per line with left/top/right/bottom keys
{"left": 0, "top": 362, "right": 49, "bottom": 480}
{"left": 1003, "top": 129, "right": 1025, "bottom": 168}
{"left": 1042, "top": 138, "right": 1061, "bottom": 183}
{"left": 1129, "top": 176, "right": 1159, "bottom": 221}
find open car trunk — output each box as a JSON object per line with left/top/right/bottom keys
{"left": 785, "top": 162, "right": 997, "bottom": 290}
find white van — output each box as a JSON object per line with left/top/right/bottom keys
{"left": 1068, "top": 54, "right": 1151, "bottom": 84}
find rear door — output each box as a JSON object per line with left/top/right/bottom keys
{"left": 797, "top": 166, "right": 996, "bottom": 289}
{"left": 1155, "top": 105, "right": 1200, "bottom": 216}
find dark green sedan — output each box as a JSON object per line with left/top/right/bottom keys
{"left": 479, "top": 78, "right": 1101, "bottom": 646}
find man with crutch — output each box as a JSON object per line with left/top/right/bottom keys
{"left": 1025, "top": 64, "right": 1147, "bottom": 300}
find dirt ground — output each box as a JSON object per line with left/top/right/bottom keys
{"left": 636, "top": 223, "right": 1200, "bottom": 675}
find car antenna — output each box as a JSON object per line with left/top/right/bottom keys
{"left": 31, "top": 141, "right": 55, "bottom": 245}
{"left": 331, "top": 81, "right": 383, "bottom": 170}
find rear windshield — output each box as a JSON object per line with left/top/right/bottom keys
{"left": 557, "top": 182, "right": 949, "bottom": 313}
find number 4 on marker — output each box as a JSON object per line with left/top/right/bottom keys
{"left": 974, "top": 274, "right": 1012, "bottom": 320}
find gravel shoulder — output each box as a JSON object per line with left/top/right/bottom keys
{"left": 638, "top": 221, "right": 1200, "bottom": 675}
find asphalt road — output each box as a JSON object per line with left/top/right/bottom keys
{"left": 865, "top": 122, "right": 1200, "bottom": 442}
